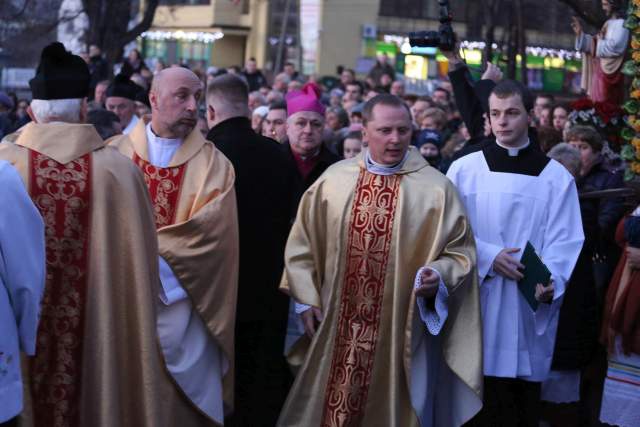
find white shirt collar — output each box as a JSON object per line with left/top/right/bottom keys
{"left": 364, "top": 150, "right": 409, "bottom": 176}
{"left": 495, "top": 138, "right": 530, "bottom": 157}
{"left": 123, "top": 114, "right": 140, "bottom": 135}
{"left": 145, "top": 123, "right": 182, "bottom": 168}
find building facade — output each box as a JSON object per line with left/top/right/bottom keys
{"left": 142, "top": 0, "right": 270, "bottom": 69}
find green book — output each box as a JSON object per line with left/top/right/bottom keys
{"left": 517, "top": 242, "right": 551, "bottom": 312}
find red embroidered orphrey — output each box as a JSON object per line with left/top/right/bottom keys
{"left": 29, "top": 150, "right": 92, "bottom": 427}
{"left": 321, "top": 171, "right": 402, "bottom": 427}
{"left": 133, "top": 154, "right": 187, "bottom": 229}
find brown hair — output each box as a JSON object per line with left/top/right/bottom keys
{"left": 536, "top": 126, "right": 563, "bottom": 153}
{"left": 565, "top": 125, "right": 603, "bottom": 152}
{"left": 362, "top": 94, "right": 411, "bottom": 126}
{"left": 421, "top": 107, "right": 447, "bottom": 130}
{"left": 491, "top": 79, "right": 534, "bottom": 112}
{"left": 207, "top": 73, "right": 249, "bottom": 105}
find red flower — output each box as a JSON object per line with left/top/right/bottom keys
{"left": 595, "top": 101, "right": 623, "bottom": 125}
{"left": 571, "top": 98, "right": 595, "bottom": 111}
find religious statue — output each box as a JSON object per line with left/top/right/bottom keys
{"left": 572, "top": 0, "right": 630, "bottom": 104}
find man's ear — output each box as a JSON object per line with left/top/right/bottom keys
{"left": 207, "top": 104, "right": 216, "bottom": 128}
{"left": 149, "top": 90, "right": 158, "bottom": 111}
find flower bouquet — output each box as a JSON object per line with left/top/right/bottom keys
{"left": 620, "top": 0, "right": 640, "bottom": 181}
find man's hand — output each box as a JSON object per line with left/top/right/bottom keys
{"left": 301, "top": 307, "right": 323, "bottom": 338}
{"left": 626, "top": 246, "right": 640, "bottom": 269}
{"left": 493, "top": 248, "right": 525, "bottom": 281}
{"left": 441, "top": 41, "right": 462, "bottom": 67}
{"left": 571, "top": 16, "right": 583, "bottom": 36}
{"left": 535, "top": 281, "right": 554, "bottom": 303}
{"left": 482, "top": 62, "right": 503, "bottom": 83}
{"left": 415, "top": 269, "right": 439, "bottom": 299}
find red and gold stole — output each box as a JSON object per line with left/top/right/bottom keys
{"left": 321, "top": 170, "right": 402, "bottom": 427}
{"left": 28, "top": 150, "right": 92, "bottom": 427}
{"left": 133, "top": 153, "right": 186, "bottom": 229}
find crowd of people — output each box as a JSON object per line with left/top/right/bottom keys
{"left": 0, "top": 8, "right": 638, "bottom": 426}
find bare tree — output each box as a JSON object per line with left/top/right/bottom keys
{"left": 1, "top": 0, "right": 159, "bottom": 68}
{"left": 82, "top": 0, "right": 159, "bottom": 65}
{"left": 0, "top": 0, "right": 65, "bottom": 67}
{"left": 481, "top": 0, "right": 504, "bottom": 68}
{"left": 516, "top": 0, "right": 528, "bottom": 85}
{"left": 555, "top": 0, "right": 605, "bottom": 28}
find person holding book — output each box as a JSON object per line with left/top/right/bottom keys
{"left": 446, "top": 80, "right": 584, "bottom": 427}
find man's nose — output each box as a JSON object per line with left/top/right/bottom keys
{"left": 186, "top": 96, "right": 197, "bottom": 111}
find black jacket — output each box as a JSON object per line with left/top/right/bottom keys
{"left": 552, "top": 158, "right": 624, "bottom": 370}
{"left": 282, "top": 142, "right": 340, "bottom": 220}
{"left": 207, "top": 117, "right": 293, "bottom": 324}
{"left": 88, "top": 55, "right": 110, "bottom": 94}
{"left": 242, "top": 70, "right": 267, "bottom": 92}
{"left": 578, "top": 156, "right": 625, "bottom": 246}
{"left": 551, "top": 245, "right": 598, "bottom": 370}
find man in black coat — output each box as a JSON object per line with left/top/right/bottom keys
{"left": 281, "top": 83, "right": 340, "bottom": 218}
{"left": 241, "top": 58, "right": 267, "bottom": 92}
{"left": 205, "top": 74, "right": 294, "bottom": 427}
{"left": 283, "top": 140, "right": 339, "bottom": 218}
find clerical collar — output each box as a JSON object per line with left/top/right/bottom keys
{"left": 495, "top": 139, "right": 530, "bottom": 157}
{"left": 146, "top": 123, "right": 182, "bottom": 145}
{"left": 483, "top": 138, "right": 550, "bottom": 176}
{"left": 146, "top": 123, "right": 182, "bottom": 168}
{"left": 365, "top": 150, "right": 408, "bottom": 176}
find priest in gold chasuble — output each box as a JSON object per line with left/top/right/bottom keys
{"left": 279, "top": 95, "right": 483, "bottom": 427}
{"left": 0, "top": 43, "right": 177, "bottom": 427}
{"left": 110, "top": 67, "right": 239, "bottom": 426}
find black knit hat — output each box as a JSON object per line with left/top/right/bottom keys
{"left": 135, "top": 89, "right": 150, "bottom": 107}
{"left": 29, "top": 42, "right": 90, "bottom": 100}
{"left": 106, "top": 74, "right": 141, "bottom": 101}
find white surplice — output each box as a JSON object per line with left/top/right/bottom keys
{"left": 447, "top": 143, "right": 584, "bottom": 382}
{"left": 0, "top": 161, "right": 45, "bottom": 423}
{"left": 146, "top": 123, "right": 227, "bottom": 423}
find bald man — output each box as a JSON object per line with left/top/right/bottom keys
{"left": 110, "top": 68, "right": 239, "bottom": 426}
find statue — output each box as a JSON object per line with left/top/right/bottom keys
{"left": 572, "top": 0, "right": 630, "bottom": 104}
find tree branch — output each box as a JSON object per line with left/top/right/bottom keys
{"left": 121, "top": 0, "right": 159, "bottom": 46}
{"left": 10, "top": 0, "right": 32, "bottom": 19}
{"left": 555, "top": 0, "right": 604, "bottom": 28}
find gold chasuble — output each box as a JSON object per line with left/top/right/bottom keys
{"left": 0, "top": 122, "right": 182, "bottom": 427}
{"left": 279, "top": 148, "right": 483, "bottom": 427}
{"left": 110, "top": 119, "right": 239, "bottom": 425}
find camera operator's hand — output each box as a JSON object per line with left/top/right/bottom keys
{"left": 481, "top": 63, "right": 503, "bottom": 83}
{"left": 441, "top": 40, "right": 462, "bottom": 67}
{"left": 571, "top": 16, "right": 583, "bottom": 36}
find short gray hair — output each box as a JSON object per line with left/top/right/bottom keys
{"left": 30, "top": 98, "right": 83, "bottom": 123}
{"left": 547, "top": 143, "right": 581, "bottom": 177}
{"left": 248, "top": 91, "right": 266, "bottom": 105}
{"left": 275, "top": 73, "right": 291, "bottom": 84}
